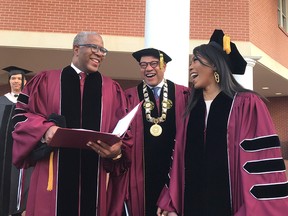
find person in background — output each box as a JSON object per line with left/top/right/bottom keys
{"left": 0, "top": 66, "right": 30, "bottom": 103}
{"left": 0, "top": 66, "right": 33, "bottom": 216}
{"left": 11, "top": 31, "right": 131, "bottom": 216}
{"left": 157, "top": 29, "right": 288, "bottom": 216}
{"left": 124, "top": 48, "right": 189, "bottom": 216}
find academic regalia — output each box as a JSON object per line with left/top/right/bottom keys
{"left": 3, "top": 93, "right": 18, "bottom": 104}
{"left": 125, "top": 80, "right": 189, "bottom": 216}
{"left": 0, "top": 101, "right": 14, "bottom": 216}
{"left": 0, "top": 90, "right": 33, "bottom": 216}
{"left": 12, "top": 66, "right": 131, "bottom": 216}
{"left": 157, "top": 92, "right": 288, "bottom": 216}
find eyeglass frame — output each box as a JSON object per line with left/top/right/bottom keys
{"left": 77, "top": 44, "right": 108, "bottom": 56}
{"left": 139, "top": 61, "right": 160, "bottom": 69}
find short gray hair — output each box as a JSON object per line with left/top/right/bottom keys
{"left": 73, "top": 31, "right": 100, "bottom": 46}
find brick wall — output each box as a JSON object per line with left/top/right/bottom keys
{"left": 0, "top": 0, "right": 146, "bottom": 36}
{"left": 189, "top": 0, "right": 250, "bottom": 41}
{"left": 266, "top": 96, "right": 288, "bottom": 159}
{"left": 250, "top": 0, "right": 288, "bottom": 69}
{"left": 0, "top": 0, "right": 251, "bottom": 41}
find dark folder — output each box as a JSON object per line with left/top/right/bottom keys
{"left": 49, "top": 102, "right": 141, "bottom": 149}
{"left": 49, "top": 128, "right": 121, "bottom": 149}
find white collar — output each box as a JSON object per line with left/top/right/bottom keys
{"left": 4, "top": 92, "right": 17, "bottom": 103}
{"left": 71, "top": 63, "right": 82, "bottom": 74}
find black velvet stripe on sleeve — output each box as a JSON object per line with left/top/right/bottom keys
{"left": 13, "top": 108, "right": 26, "bottom": 115}
{"left": 250, "top": 182, "right": 288, "bottom": 200}
{"left": 243, "top": 158, "right": 286, "bottom": 174}
{"left": 240, "top": 135, "right": 280, "bottom": 151}
{"left": 17, "top": 93, "right": 29, "bottom": 105}
{"left": 12, "top": 114, "right": 27, "bottom": 125}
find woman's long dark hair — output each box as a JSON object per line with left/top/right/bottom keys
{"left": 185, "top": 43, "right": 256, "bottom": 115}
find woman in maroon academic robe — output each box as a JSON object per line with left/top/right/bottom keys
{"left": 157, "top": 30, "right": 288, "bottom": 216}
{"left": 124, "top": 48, "right": 189, "bottom": 216}
{"left": 12, "top": 32, "right": 131, "bottom": 216}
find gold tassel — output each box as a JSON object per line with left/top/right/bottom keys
{"left": 159, "top": 53, "right": 164, "bottom": 69}
{"left": 47, "top": 151, "right": 54, "bottom": 191}
{"left": 223, "top": 34, "right": 231, "bottom": 54}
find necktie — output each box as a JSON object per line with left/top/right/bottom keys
{"left": 152, "top": 87, "right": 161, "bottom": 100}
{"left": 79, "top": 72, "right": 86, "bottom": 127}
{"left": 79, "top": 72, "right": 86, "bottom": 97}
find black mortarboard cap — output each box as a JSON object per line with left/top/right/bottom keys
{"left": 209, "top": 29, "right": 247, "bottom": 75}
{"left": 3, "top": 66, "right": 32, "bottom": 78}
{"left": 3, "top": 66, "right": 32, "bottom": 90}
{"left": 132, "top": 48, "right": 172, "bottom": 63}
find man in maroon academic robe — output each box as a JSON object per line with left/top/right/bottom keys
{"left": 12, "top": 32, "right": 131, "bottom": 216}
{"left": 124, "top": 48, "right": 189, "bottom": 216}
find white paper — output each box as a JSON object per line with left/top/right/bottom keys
{"left": 112, "top": 102, "right": 141, "bottom": 136}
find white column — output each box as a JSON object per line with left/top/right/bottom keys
{"left": 233, "top": 58, "right": 257, "bottom": 90}
{"left": 145, "top": 0, "right": 190, "bottom": 87}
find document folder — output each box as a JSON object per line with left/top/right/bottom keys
{"left": 49, "top": 102, "right": 141, "bottom": 149}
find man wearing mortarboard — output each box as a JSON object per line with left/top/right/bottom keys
{"left": 122, "top": 48, "right": 190, "bottom": 216}
{"left": 0, "top": 66, "right": 31, "bottom": 104}
{"left": 0, "top": 66, "right": 33, "bottom": 216}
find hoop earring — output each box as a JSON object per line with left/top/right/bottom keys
{"left": 214, "top": 71, "right": 220, "bottom": 83}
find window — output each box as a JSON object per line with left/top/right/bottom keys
{"left": 278, "top": 0, "right": 287, "bottom": 32}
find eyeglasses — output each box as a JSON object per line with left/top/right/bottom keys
{"left": 139, "top": 61, "right": 159, "bottom": 69}
{"left": 78, "top": 44, "right": 108, "bottom": 56}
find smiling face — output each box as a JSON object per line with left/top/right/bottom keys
{"left": 189, "top": 54, "right": 217, "bottom": 90}
{"left": 139, "top": 56, "right": 166, "bottom": 87}
{"left": 9, "top": 74, "right": 26, "bottom": 93}
{"left": 72, "top": 34, "right": 106, "bottom": 74}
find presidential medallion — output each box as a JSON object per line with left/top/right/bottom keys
{"left": 142, "top": 79, "right": 172, "bottom": 137}
{"left": 150, "top": 124, "right": 162, "bottom": 136}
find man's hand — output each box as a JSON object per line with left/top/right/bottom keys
{"left": 157, "top": 208, "right": 177, "bottom": 216}
{"left": 44, "top": 125, "right": 59, "bottom": 144}
{"left": 87, "top": 140, "right": 122, "bottom": 159}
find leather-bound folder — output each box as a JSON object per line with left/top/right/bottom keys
{"left": 49, "top": 102, "right": 141, "bottom": 149}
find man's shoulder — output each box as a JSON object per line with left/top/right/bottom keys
{"left": 0, "top": 95, "right": 13, "bottom": 105}
{"left": 32, "top": 68, "right": 63, "bottom": 80}
{"left": 125, "top": 85, "right": 139, "bottom": 95}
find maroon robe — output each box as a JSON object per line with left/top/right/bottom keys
{"left": 157, "top": 92, "right": 288, "bottom": 215}
{"left": 125, "top": 80, "right": 189, "bottom": 216}
{"left": 12, "top": 66, "right": 131, "bottom": 216}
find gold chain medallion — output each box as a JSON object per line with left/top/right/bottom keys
{"left": 150, "top": 124, "right": 162, "bottom": 136}
{"left": 142, "top": 79, "right": 172, "bottom": 136}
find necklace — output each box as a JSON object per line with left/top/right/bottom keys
{"left": 142, "top": 79, "right": 173, "bottom": 136}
